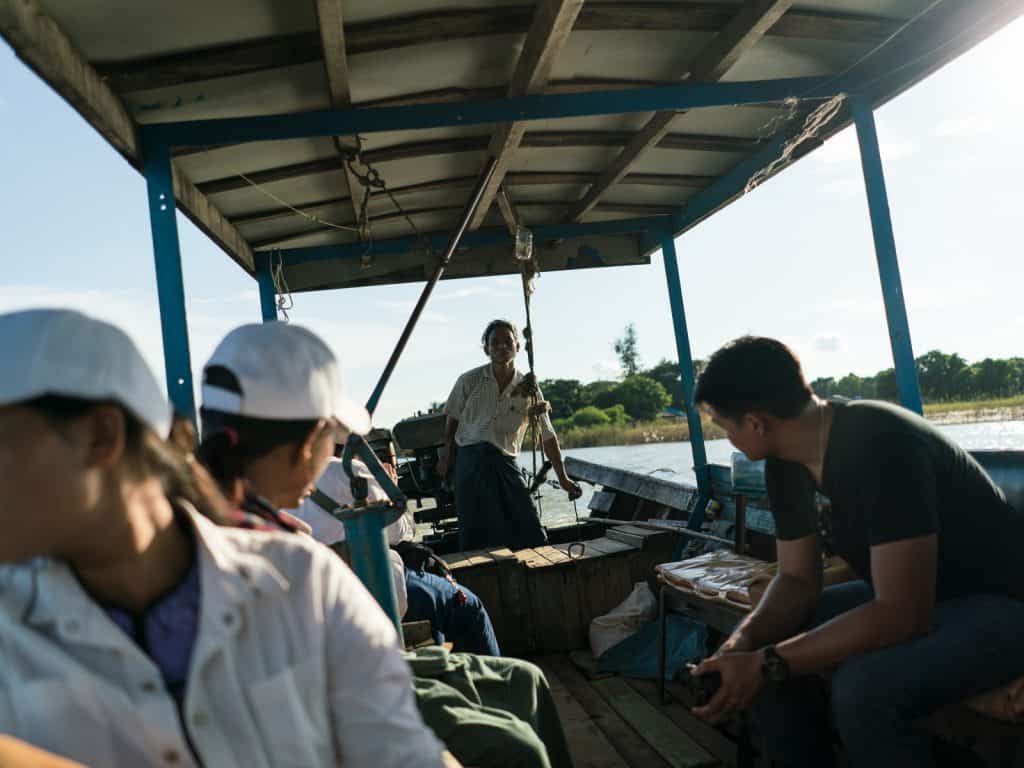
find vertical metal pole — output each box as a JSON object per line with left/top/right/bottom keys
{"left": 661, "top": 233, "right": 710, "bottom": 502}
{"left": 255, "top": 252, "right": 278, "bottom": 322}
{"left": 142, "top": 138, "right": 196, "bottom": 422}
{"left": 852, "top": 97, "right": 923, "bottom": 414}
{"left": 344, "top": 511, "right": 403, "bottom": 632}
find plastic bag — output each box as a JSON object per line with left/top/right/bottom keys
{"left": 589, "top": 582, "right": 657, "bottom": 658}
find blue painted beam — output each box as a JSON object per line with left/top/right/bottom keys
{"left": 142, "top": 77, "right": 830, "bottom": 148}
{"left": 142, "top": 138, "right": 197, "bottom": 422}
{"left": 852, "top": 98, "right": 922, "bottom": 414}
{"left": 254, "top": 252, "right": 278, "bottom": 322}
{"left": 671, "top": 129, "right": 798, "bottom": 234}
{"left": 660, "top": 234, "right": 711, "bottom": 509}
{"left": 275, "top": 216, "right": 670, "bottom": 267}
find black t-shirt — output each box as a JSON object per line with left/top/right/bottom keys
{"left": 765, "top": 399, "right": 1024, "bottom": 601}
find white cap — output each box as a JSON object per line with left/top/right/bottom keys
{"left": 0, "top": 308, "right": 170, "bottom": 435}
{"left": 202, "top": 322, "right": 370, "bottom": 435}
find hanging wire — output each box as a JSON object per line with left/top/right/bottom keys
{"left": 271, "top": 249, "right": 294, "bottom": 320}
{"left": 236, "top": 171, "right": 362, "bottom": 233}
{"left": 744, "top": 93, "right": 847, "bottom": 194}
{"left": 744, "top": 0, "right": 970, "bottom": 192}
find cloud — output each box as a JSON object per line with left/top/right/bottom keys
{"left": 814, "top": 334, "right": 843, "bottom": 352}
{"left": 935, "top": 117, "right": 994, "bottom": 138}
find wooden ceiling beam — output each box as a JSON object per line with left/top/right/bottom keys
{"left": 564, "top": 0, "right": 793, "bottom": 222}
{"left": 96, "top": 5, "right": 902, "bottom": 93}
{"left": 466, "top": 0, "right": 584, "bottom": 231}
{"left": 195, "top": 131, "right": 748, "bottom": 195}
{"left": 252, "top": 199, "right": 674, "bottom": 248}
{"left": 230, "top": 171, "right": 709, "bottom": 225}
{"left": 313, "top": 0, "right": 367, "bottom": 239}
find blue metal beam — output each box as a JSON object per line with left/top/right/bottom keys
{"left": 671, "top": 129, "right": 798, "bottom": 234}
{"left": 254, "top": 252, "right": 278, "bottom": 322}
{"left": 142, "top": 77, "right": 830, "bottom": 148}
{"left": 142, "top": 138, "right": 197, "bottom": 422}
{"left": 275, "top": 216, "right": 669, "bottom": 267}
{"left": 660, "top": 234, "right": 711, "bottom": 509}
{"left": 852, "top": 97, "right": 923, "bottom": 414}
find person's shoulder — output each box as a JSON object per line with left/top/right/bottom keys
{"left": 839, "top": 400, "right": 935, "bottom": 452}
{"left": 459, "top": 363, "right": 488, "bottom": 381}
{"left": 193, "top": 509, "right": 330, "bottom": 581}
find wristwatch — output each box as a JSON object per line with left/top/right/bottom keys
{"left": 761, "top": 645, "right": 790, "bottom": 683}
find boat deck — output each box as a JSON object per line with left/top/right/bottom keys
{"left": 536, "top": 654, "right": 745, "bottom": 768}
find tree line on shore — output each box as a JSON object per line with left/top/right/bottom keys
{"left": 542, "top": 342, "right": 1024, "bottom": 433}
{"left": 431, "top": 324, "right": 1024, "bottom": 430}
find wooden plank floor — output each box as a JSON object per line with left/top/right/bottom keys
{"left": 536, "top": 654, "right": 737, "bottom": 768}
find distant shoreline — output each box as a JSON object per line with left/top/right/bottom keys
{"left": 555, "top": 398, "right": 1024, "bottom": 449}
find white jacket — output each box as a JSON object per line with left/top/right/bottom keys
{"left": 0, "top": 510, "right": 444, "bottom": 768}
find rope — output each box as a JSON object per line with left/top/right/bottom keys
{"left": 236, "top": 171, "right": 361, "bottom": 233}
{"left": 270, "top": 249, "right": 294, "bottom": 320}
{"left": 514, "top": 227, "right": 542, "bottom": 497}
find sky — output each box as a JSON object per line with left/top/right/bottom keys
{"left": 1, "top": 17, "right": 1023, "bottom": 429}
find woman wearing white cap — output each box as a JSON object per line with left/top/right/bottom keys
{"left": 0, "top": 309, "right": 449, "bottom": 768}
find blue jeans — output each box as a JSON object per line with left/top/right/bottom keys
{"left": 751, "top": 581, "right": 1024, "bottom": 768}
{"left": 405, "top": 569, "right": 501, "bottom": 656}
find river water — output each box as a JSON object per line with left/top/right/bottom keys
{"left": 529, "top": 420, "right": 1024, "bottom": 528}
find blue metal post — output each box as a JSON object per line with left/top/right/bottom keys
{"left": 255, "top": 252, "right": 278, "bottom": 322}
{"left": 852, "top": 98, "right": 923, "bottom": 414}
{"left": 660, "top": 233, "right": 711, "bottom": 507}
{"left": 343, "top": 512, "right": 402, "bottom": 630}
{"left": 142, "top": 138, "right": 197, "bottom": 422}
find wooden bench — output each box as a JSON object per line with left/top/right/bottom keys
{"left": 441, "top": 526, "right": 679, "bottom": 656}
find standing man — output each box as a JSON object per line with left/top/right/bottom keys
{"left": 689, "top": 335, "right": 1024, "bottom": 768}
{"left": 439, "top": 319, "right": 581, "bottom": 551}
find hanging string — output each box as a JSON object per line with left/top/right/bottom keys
{"left": 271, "top": 249, "right": 294, "bottom": 320}
{"left": 743, "top": 93, "right": 847, "bottom": 194}
{"left": 236, "top": 171, "right": 362, "bottom": 233}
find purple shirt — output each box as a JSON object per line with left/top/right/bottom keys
{"left": 105, "top": 558, "right": 201, "bottom": 707}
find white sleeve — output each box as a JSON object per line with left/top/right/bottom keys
{"left": 390, "top": 549, "right": 408, "bottom": 619}
{"left": 443, "top": 373, "right": 469, "bottom": 419}
{"left": 318, "top": 549, "right": 444, "bottom": 767}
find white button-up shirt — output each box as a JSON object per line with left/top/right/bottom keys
{"left": 444, "top": 364, "right": 556, "bottom": 457}
{"left": 0, "top": 510, "right": 443, "bottom": 768}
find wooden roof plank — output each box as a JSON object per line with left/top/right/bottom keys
{"left": 194, "top": 131, "right": 750, "bottom": 196}
{"left": 94, "top": 5, "right": 903, "bottom": 94}
{"left": 0, "top": 0, "right": 254, "bottom": 271}
{"left": 565, "top": 0, "right": 794, "bottom": 222}
{"left": 467, "top": 0, "right": 584, "bottom": 231}
{"left": 228, "top": 171, "right": 709, "bottom": 226}
{"left": 314, "top": 0, "right": 366, "bottom": 240}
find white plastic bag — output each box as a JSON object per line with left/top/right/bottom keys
{"left": 589, "top": 582, "right": 657, "bottom": 658}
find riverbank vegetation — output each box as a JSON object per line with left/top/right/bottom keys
{"left": 540, "top": 331, "right": 1024, "bottom": 449}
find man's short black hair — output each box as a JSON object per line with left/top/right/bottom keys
{"left": 481, "top": 319, "right": 518, "bottom": 349}
{"left": 694, "top": 336, "right": 813, "bottom": 421}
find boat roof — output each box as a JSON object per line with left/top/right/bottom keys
{"left": 3, "top": 0, "right": 1021, "bottom": 291}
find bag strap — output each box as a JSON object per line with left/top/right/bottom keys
{"left": 310, "top": 487, "right": 341, "bottom": 514}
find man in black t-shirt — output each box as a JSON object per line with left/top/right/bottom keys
{"left": 689, "top": 336, "right": 1024, "bottom": 768}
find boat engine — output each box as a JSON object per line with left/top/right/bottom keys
{"left": 391, "top": 412, "right": 460, "bottom": 550}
